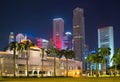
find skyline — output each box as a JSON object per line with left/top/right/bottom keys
{"left": 0, "top": 0, "right": 120, "bottom": 50}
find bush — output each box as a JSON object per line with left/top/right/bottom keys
{"left": 0, "top": 76, "right": 3, "bottom": 81}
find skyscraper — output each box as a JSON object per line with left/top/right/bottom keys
{"left": 53, "top": 18, "right": 64, "bottom": 49}
{"left": 9, "top": 32, "right": 14, "bottom": 43}
{"left": 36, "top": 38, "right": 43, "bottom": 48}
{"left": 47, "top": 38, "right": 55, "bottom": 49}
{"left": 73, "top": 7, "right": 85, "bottom": 69}
{"left": 63, "top": 32, "right": 72, "bottom": 50}
{"left": 16, "top": 33, "right": 25, "bottom": 43}
{"left": 98, "top": 26, "right": 114, "bottom": 67}
{"left": 73, "top": 8, "right": 85, "bottom": 60}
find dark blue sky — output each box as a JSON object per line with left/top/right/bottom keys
{"left": 0, "top": 0, "right": 120, "bottom": 51}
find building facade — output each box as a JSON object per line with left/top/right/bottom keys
{"left": 47, "top": 38, "right": 55, "bottom": 49}
{"left": 16, "top": 33, "right": 25, "bottom": 43}
{"left": 62, "top": 32, "right": 72, "bottom": 50}
{"left": 36, "top": 38, "right": 48, "bottom": 48}
{"left": 98, "top": 26, "right": 114, "bottom": 67}
{"left": 84, "top": 45, "right": 90, "bottom": 71}
{"left": 53, "top": 18, "right": 64, "bottom": 50}
{"left": 9, "top": 32, "right": 14, "bottom": 43}
{"left": 73, "top": 7, "right": 85, "bottom": 70}
{"left": 0, "top": 47, "right": 82, "bottom": 77}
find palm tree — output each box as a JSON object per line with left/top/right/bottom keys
{"left": 18, "top": 42, "right": 25, "bottom": 57}
{"left": 58, "top": 48, "right": 75, "bottom": 76}
{"left": 86, "top": 54, "right": 96, "bottom": 76}
{"left": 47, "top": 47, "right": 59, "bottom": 76}
{"left": 9, "top": 41, "right": 19, "bottom": 77}
{"left": 111, "top": 49, "right": 120, "bottom": 75}
{"left": 97, "top": 45, "right": 111, "bottom": 75}
{"left": 111, "top": 55, "right": 118, "bottom": 74}
{"left": 40, "top": 48, "right": 45, "bottom": 77}
{"left": 21, "top": 40, "right": 34, "bottom": 77}
{"left": 94, "top": 53, "right": 103, "bottom": 76}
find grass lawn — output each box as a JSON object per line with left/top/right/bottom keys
{"left": 1, "top": 77, "right": 120, "bottom": 82}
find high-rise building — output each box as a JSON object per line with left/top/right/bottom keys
{"left": 73, "top": 8, "right": 85, "bottom": 60}
{"left": 47, "top": 38, "right": 55, "bottom": 49}
{"left": 16, "top": 33, "right": 25, "bottom": 43}
{"left": 63, "top": 32, "right": 72, "bottom": 50}
{"left": 53, "top": 18, "right": 64, "bottom": 49}
{"left": 42, "top": 39, "right": 48, "bottom": 48}
{"left": 9, "top": 32, "right": 14, "bottom": 43}
{"left": 98, "top": 26, "right": 114, "bottom": 67}
{"left": 36, "top": 38, "right": 48, "bottom": 48}
{"left": 36, "top": 38, "right": 43, "bottom": 48}
{"left": 73, "top": 7, "right": 85, "bottom": 70}
{"left": 84, "top": 44, "right": 90, "bottom": 70}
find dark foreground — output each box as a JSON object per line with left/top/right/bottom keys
{"left": 0, "top": 77, "right": 120, "bottom": 82}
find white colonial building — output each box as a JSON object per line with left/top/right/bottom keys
{"left": 0, "top": 46, "right": 82, "bottom": 77}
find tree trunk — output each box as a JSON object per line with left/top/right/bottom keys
{"left": 41, "top": 56, "right": 43, "bottom": 77}
{"left": 103, "top": 62, "right": 106, "bottom": 75}
{"left": 26, "top": 50, "right": 29, "bottom": 77}
{"left": 90, "top": 63, "right": 93, "bottom": 76}
{"left": 13, "top": 49, "right": 16, "bottom": 77}
{"left": 54, "top": 56, "right": 56, "bottom": 76}
{"left": 66, "top": 59, "right": 68, "bottom": 76}
{"left": 96, "top": 63, "right": 99, "bottom": 77}
{"left": 115, "top": 64, "right": 117, "bottom": 76}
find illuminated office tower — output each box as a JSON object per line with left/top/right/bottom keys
{"left": 42, "top": 39, "right": 48, "bottom": 48}
{"left": 63, "top": 32, "right": 72, "bottom": 49}
{"left": 36, "top": 38, "right": 48, "bottom": 48}
{"left": 16, "top": 33, "right": 25, "bottom": 43}
{"left": 9, "top": 32, "right": 14, "bottom": 43}
{"left": 73, "top": 7, "right": 85, "bottom": 61}
{"left": 98, "top": 26, "right": 114, "bottom": 67}
{"left": 36, "top": 38, "right": 43, "bottom": 48}
{"left": 47, "top": 38, "right": 55, "bottom": 49}
{"left": 53, "top": 18, "right": 64, "bottom": 49}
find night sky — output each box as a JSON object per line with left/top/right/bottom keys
{"left": 0, "top": 0, "right": 120, "bottom": 51}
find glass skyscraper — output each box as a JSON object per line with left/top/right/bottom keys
{"left": 98, "top": 26, "right": 114, "bottom": 67}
